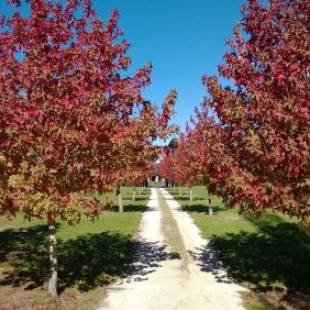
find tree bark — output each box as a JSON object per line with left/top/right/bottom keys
{"left": 189, "top": 189, "right": 193, "bottom": 201}
{"left": 48, "top": 221, "right": 58, "bottom": 297}
{"left": 117, "top": 187, "right": 123, "bottom": 213}
{"left": 132, "top": 188, "right": 136, "bottom": 202}
{"left": 208, "top": 197, "right": 213, "bottom": 215}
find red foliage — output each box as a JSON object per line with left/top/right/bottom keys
{"left": 0, "top": 0, "right": 176, "bottom": 222}
{"left": 203, "top": 0, "right": 310, "bottom": 220}
{"left": 158, "top": 105, "right": 217, "bottom": 188}
{"left": 160, "top": 0, "right": 310, "bottom": 224}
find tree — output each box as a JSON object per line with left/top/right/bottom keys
{"left": 158, "top": 103, "right": 227, "bottom": 209}
{"left": 108, "top": 90, "right": 177, "bottom": 212}
{"left": 158, "top": 107, "right": 210, "bottom": 201}
{"left": 202, "top": 0, "right": 310, "bottom": 224}
{"left": 163, "top": 134, "right": 203, "bottom": 200}
{"left": 0, "top": 0, "right": 175, "bottom": 296}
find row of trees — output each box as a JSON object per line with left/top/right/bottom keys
{"left": 159, "top": 0, "right": 309, "bottom": 228}
{"left": 0, "top": 0, "right": 176, "bottom": 296}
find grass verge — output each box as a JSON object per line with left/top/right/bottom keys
{"left": 0, "top": 187, "right": 150, "bottom": 310}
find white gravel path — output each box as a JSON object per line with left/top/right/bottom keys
{"left": 97, "top": 188, "right": 247, "bottom": 310}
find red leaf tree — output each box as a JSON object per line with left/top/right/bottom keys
{"left": 108, "top": 90, "right": 177, "bottom": 211}
{"left": 158, "top": 105, "right": 224, "bottom": 204}
{"left": 159, "top": 0, "right": 309, "bottom": 225}
{"left": 0, "top": 0, "right": 175, "bottom": 296}
{"left": 202, "top": 0, "right": 310, "bottom": 223}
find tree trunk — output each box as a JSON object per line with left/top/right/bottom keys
{"left": 132, "top": 188, "right": 136, "bottom": 202}
{"left": 208, "top": 197, "right": 213, "bottom": 215}
{"left": 48, "top": 222, "right": 58, "bottom": 297}
{"left": 189, "top": 189, "right": 193, "bottom": 201}
{"left": 117, "top": 187, "right": 123, "bottom": 213}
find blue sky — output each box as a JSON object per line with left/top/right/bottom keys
{"left": 1, "top": 0, "right": 245, "bottom": 131}
{"left": 93, "top": 0, "right": 245, "bottom": 131}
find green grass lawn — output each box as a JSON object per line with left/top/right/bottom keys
{"left": 0, "top": 186, "right": 150, "bottom": 310}
{"left": 169, "top": 186, "right": 310, "bottom": 310}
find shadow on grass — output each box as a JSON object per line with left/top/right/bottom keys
{"left": 0, "top": 225, "right": 50, "bottom": 287}
{"left": 174, "top": 197, "right": 204, "bottom": 201}
{"left": 181, "top": 204, "right": 223, "bottom": 213}
{"left": 0, "top": 225, "right": 179, "bottom": 293}
{"left": 109, "top": 204, "right": 148, "bottom": 212}
{"left": 206, "top": 221, "right": 310, "bottom": 306}
{"left": 123, "top": 197, "right": 150, "bottom": 202}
